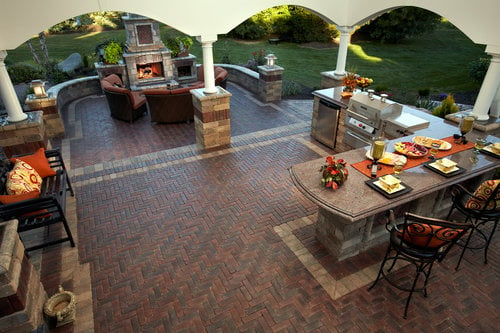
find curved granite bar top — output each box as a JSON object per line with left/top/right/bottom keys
{"left": 290, "top": 109, "right": 499, "bottom": 222}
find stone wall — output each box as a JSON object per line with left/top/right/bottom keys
{"left": 47, "top": 76, "right": 102, "bottom": 110}
{"left": 217, "top": 64, "right": 259, "bottom": 95}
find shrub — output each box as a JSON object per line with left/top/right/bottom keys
{"left": 469, "top": 57, "right": 490, "bottom": 83}
{"left": 277, "top": 6, "right": 337, "bottom": 43}
{"left": 44, "top": 60, "right": 70, "bottom": 84}
{"left": 432, "top": 94, "right": 459, "bottom": 118}
{"left": 7, "top": 63, "right": 44, "bottom": 84}
{"left": 228, "top": 18, "right": 268, "bottom": 40}
{"left": 103, "top": 41, "right": 123, "bottom": 64}
{"left": 356, "top": 7, "right": 440, "bottom": 43}
{"left": 282, "top": 80, "right": 302, "bottom": 97}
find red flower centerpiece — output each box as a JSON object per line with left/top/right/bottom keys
{"left": 319, "top": 156, "right": 349, "bottom": 190}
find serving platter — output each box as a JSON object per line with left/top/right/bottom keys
{"left": 394, "top": 142, "right": 428, "bottom": 158}
{"left": 412, "top": 136, "right": 452, "bottom": 150}
{"left": 365, "top": 178, "right": 413, "bottom": 198}
{"left": 365, "top": 151, "right": 407, "bottom": 166}
{"left": 480, "top": 143, "right": 500, "bottom": 159}
{"left": 423, "top": 160, "right": 466, "bottom": 177}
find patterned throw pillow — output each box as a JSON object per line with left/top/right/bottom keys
{"left": 9, "top": 148, "right": 56, "bottom": 178}
{"left": 464, "top": 179, "right": 500, "bottom": 210}
{"left": 6, "top": 160, "right": 43, "bottom": 195}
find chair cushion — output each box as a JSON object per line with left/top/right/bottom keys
{"left": 10, "top": 148, "right": 56, "bottom": 178}
{"left": 465, "top": 179, "right": 500, "bottom": 210}
{"left": 0, "top": 190, "right": 40, "bottom": 204}
{"left": 6, "top": 160, "right": 43, "bottom": 195}
{"left": 399, "top": 224, "right": 463, "bottom": 248}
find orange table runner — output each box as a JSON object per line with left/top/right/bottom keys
{"left": 351, "top": 136, "right": 474, "bottom": 178}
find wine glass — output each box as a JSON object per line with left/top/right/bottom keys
{"left": 470, "top": 137, "right": 487, "bottom": 163}
{"left": 457, "top": 115, "right": 475, "bottom": 144}
{"left": 428, "top": 142, "right": 440, "bottom": 160}
{"left": 393, "top": 160, "right": 405, "bottom": 179}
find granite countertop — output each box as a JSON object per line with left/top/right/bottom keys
{"left": 290, "top": 114, "right": 499, "bottom": 221}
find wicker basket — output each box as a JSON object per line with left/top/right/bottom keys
{"left": 43, "top": 286, "right": 76, "bottom": 327}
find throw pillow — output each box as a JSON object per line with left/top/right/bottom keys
{"left": 464, "top": 179, "right": 500, "bottom": 210}
{"left": 6, "top": 160, "right": 43, "bottom": 195}
{"left": 0, "top": 190, "right": 39, "bottom": 204}
{"left": 10, "top": 148, "right": 56, "bottom": 178}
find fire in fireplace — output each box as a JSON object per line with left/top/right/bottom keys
{"left": 137, "top": 62, "right": 163, "bottom": 79}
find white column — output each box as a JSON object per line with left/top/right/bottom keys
{"left": 471, "top": 52, "right": 500, "bottom": 121}
{"left": 198, "top": 35, "right": 218, "bottom": 94}
{"left": 333, "top": 26, "right": 354, "bottom": 78}
{"left": 0, "top": 50, "right": 27, "bottom": 122}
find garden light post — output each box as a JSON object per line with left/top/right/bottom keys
{"left": 265, "top": 54, "right": 277, "bottom": 68}
{"left": 30, "top": 80, "right": 48, "bottom": 98}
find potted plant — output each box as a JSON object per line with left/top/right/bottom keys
{"left": 103, "top": 41, "right": 123, "bottom": 64}
{"left": 166, "top": 36, "right": 193, "bottom": 57}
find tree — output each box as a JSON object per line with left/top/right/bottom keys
{"left": 357, "top": 7, "right": 441, "bottom": 43}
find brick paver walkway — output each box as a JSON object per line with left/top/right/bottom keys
{"left": 38, "top": 82, "right": 498, "bottom": 332}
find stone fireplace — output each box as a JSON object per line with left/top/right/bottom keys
{"left": 122, "top": 14, "right": 174, "bottom": 90}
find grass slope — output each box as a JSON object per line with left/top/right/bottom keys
{"left": 5, "top": 23, "right": 485, "bottom": 104}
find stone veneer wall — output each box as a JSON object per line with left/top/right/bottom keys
{"left": 0, "top": 220, "right": 47, "bottom": 332}
{"left": 47, "top": 76, "right": 102, "bottom": 110}
{"left": 0, "top": 111, "right": 46, "bottom": 158}
{"left": 216, "top": 64, "right": 259, "bottom": 95}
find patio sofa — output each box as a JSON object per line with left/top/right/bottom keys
{"left": 143, "top": 66, "right": 229, "bottom": 124}
{"left": 100, "top": 74, "right": 147, "bottom": 123}
{"left": 142, "top": 87, "right": 196, "bottom": 123}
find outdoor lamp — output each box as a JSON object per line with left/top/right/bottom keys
{"left": 30, "top": 80, "right": 48, "bottom": 98}
{"left": 265, "top": 54, "right": 277, "bottom": 68}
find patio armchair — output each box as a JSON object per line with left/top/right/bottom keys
{"left": 100, "top": 74, "right": 147, "bottom": 123}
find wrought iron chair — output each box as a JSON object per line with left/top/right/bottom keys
{"left": 446, "top": 180, "right": 499, "bottom": 270}
{"left": 368, "top": 211, "right": 470, "bottom": 319}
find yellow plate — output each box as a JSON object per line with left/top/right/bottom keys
{"left": 412, "top": 136, "right": 452, "bottom": 150}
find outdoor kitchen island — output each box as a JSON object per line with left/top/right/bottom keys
{"left": 291, "top": 107, "right": 499, "bottom": 261}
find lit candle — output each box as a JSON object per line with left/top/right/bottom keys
{"left": 372, "top": 141, "right": 385, "bottom": 160}
{"left": 460, "top": 116, "right": 474, "bottom": 133}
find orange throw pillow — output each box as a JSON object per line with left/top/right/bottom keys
{"left": 6, "top": 160, "right": 42, "bottom": 195}
{"left": 0, "top": 191, "right": 39, "bottom": 204}
{"left": 10, "top": 148, "right": 56, "bottom": 178}
{"left": 403, "top": 224, "right": 462, "bottom": 248}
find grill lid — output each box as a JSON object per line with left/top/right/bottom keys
{"left": 348, "top": 94, "right": 402, "bottom": 123}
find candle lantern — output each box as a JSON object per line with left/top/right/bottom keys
{"left": 265, "top": 54, "right": 277, "bottom": 68}
{"left": 30, "top": 80, "right": 48, "bottom": 98}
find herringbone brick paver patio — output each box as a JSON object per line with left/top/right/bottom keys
{"left": 38, "top": 83, "right": 499, "bottom": 332}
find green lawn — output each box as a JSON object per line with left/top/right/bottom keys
{"left": 6, "top": 23, "right": 486, "bottom": 105}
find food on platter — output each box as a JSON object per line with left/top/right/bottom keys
{"left": 412, "top": 136, "right": 452, "bottom": 150}
{"left": 365, "top": 151, "right": 407, "bottom": 166}
{"left": 435, "top": 158, "right": 458, "bottom": 173}
{"left": 394, "top": 142, "right": 428, "bottom": 158}
{"left": 491, "top": 142, "right": 500, "bottom": 154}
{"left": 378, "top": 174, "right": 401, "bottom": 192}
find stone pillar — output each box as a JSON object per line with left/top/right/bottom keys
{"left": 257, "top": 65, "right": 284, "bottom": 102}
{"left": 471, "top": 51, "right": 500, "bottom": 121}
{"left": 0, "top": 111, "right": 46, "bottom": 158}
{"left": 0, "top": 220, "right": 48, "bottom": 332}
{"left": 192, "top": 87, "right": 232, "bottom": 149}
{"left": 24, "top": 95, "right": 65, "bottom": 139}
{"left": 320, "top": 26, "right": 354, "bottom": 88}
{"left": 198, "top": 35, "right": 218, "bottom": 94}
{"left": 0, "top": 50, "right": 27, "bottom": 123}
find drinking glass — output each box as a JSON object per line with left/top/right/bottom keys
{"left": 369, "top": 137, "right": 386, "bottom": 178}
{"left": 470, "top": 137, "right": 487, "bottom": 163}
{"left": 457, "top": 115, "right": 475, "bottom": 144}
{"left": 393, "top": 161, "right": 405, "bottom": 179}
{"left": 428, "top": 142, "right": 440, "bottom": 159}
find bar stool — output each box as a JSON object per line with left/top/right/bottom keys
{"left": 446, "top": 180, "right": 499, "bottom": 270}
{"left": 368, "top": 211, "right": 470, "bottom": 319}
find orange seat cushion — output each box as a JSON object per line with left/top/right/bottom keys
{"left": 0, "top": 190, "right": 40, "bottom": 204}
{"left": 402, "top": 224, "right": 462, "bottom": 248}
{"left": 10, "top": 148, "right": 56, "bottom": 178}
{"left": 465, "top": 179, "right": 499, "bottom": 210}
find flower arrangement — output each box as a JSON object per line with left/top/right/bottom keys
{"left": 356, "top": 76, "right": 373, "bottom": 89}
{"left": 252, "top": 49, "right": 267, "bottom": 66}
{"left": 342, "top": 72, "right": 357, "bottom": 92}
{"left": 319, "top": 156, "right": 349, "bottom": 190}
